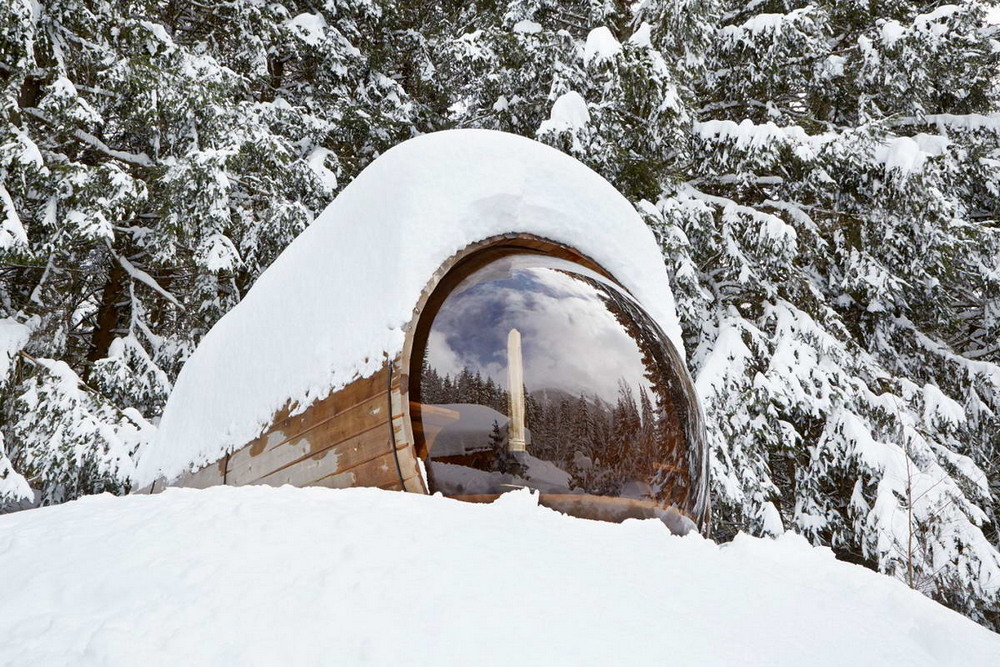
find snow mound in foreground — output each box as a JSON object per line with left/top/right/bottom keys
{"left": 1, "top": 487, "right": 997, "bottom": 666}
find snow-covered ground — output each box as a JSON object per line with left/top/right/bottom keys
{"left": 0, "top": 487, "right": 997, "bottom": 666}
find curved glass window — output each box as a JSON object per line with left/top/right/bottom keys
{"left": 412, "top": 253, "right": 708, "bottom": 533}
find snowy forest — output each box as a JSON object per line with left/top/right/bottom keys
{"left": 421, "top": 365, "right": 677, "bottom": 496}
{"left": 1, "top": 0, "right": 999, "bottom": 630}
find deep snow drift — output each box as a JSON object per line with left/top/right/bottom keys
{"left": 0, "top": 487, "right": 997, "bottom": 666}
{"left": 137, "top": 129, "right": 684, "bottom": 487}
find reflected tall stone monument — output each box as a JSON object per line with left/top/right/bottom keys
{"left": 507, "top": 328, "right": 527, "bottom": 452}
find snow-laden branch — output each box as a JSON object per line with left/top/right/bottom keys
{"left": 0, "top": 431, "right": 32, "bottom": 504}
{"left": 22, "top": 108, "right": 155, "bottom": 167}
{"left": 73, "top": 129, "right": 155, "bottom": 167}
{"left": 691, "top": 173, "right": 785, "bottom": 186}
{"left": 892, "top": 113, "right": 1000, "bottom": 133}
{"left": 0, "top": 181, "right": 29, "bottom": 249}
{"left": 116, "top": 253, "right": 182, "bottom": 308}
{"left": 680, "top": 184, "right": 792, "bottom": 233}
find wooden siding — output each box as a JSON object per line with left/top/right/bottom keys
{"left": 172, "top": 457, "right": 228, "bottom": 489}
{"left": 226, "top": 392, "right": 388, "bottom": 486}
{"left": 166, "top": 364, "right": 421, "bottom": 493}
{"left": 389, "top": 354, "right": 427, "bottom": 493}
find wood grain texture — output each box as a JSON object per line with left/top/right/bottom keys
{"left": 171, "top": 457, "right": 227, "bottom": 489}
{"left": 394, "top": 444, "right": 425, "bottom": 493}
{"left": 245, "top": 424, "right": 393, "bottom": 488}
{"left": 312, "top": 450, "right": 402, "bottom": 491}
{"left": 226, "top": 391, "right": 388, "bottom": 486}
{"left": 166, "top": 367, "right": 402, "bottom": 491}
{"left": 389, "top": 353, "right": 428, "bottom": 493}
{"left": 241, "top": 368, "right": 388, "bottom": 460}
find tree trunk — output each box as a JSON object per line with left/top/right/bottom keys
{"left": 84, "top": 258, "right": 126, "bottom": 381}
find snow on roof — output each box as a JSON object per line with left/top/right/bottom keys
{"left": 423, "top": 403, "right": 511, "bottom": 458}
{"left": 137, "top": 129, "right": 683, "bottom": 485}
{"left": 2, "top": 486, "right": 998, "bottom": 664}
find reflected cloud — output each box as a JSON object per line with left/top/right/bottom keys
{"left": 425, "top": 329, "right": 464, "bottom": 378}
{"left": 427, "top": 255, "right": 652, "bottom": 403}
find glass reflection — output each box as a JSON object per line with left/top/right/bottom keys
{"left": 415, "top": 254, "right": 705, "bottom": 531}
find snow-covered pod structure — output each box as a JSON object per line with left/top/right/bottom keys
{"left": 135, "top": 130, "right": 710, "bottom": 534}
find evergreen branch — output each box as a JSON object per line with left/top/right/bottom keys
{"left": 114, "top": 251, "right": 183, "bottom": 309}
{"left": 21, "top": 108, "right": 155, "bottom": 168}
{"left": 16, "top": 350, "right": 142, "bottom": 424}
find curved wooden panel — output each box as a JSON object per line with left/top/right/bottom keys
{"left": 167, "top": 362, "right": 422, "bottom": 493}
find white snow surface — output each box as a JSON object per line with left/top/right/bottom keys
{"left": 0, "top": 183, "right": 29, "bottom": 249}
{"left": 904, "top": 113, "right": 1000, "bottom": 133}
{"left": 287, "top": 12, "right": 327, "bottom": 46}
{"left": 881, "top": 19, "right": 906, "bottom": 46}
{"left": 536, "top": 91, "right": 591, "bottom": 134}
{"left": 1, "top": 486, "right": 998, "bottom": 666}
{"left": 629, "top": 22, "right": 653, "bottom": 48}
{"left": 512, "top": 19, "right": 542, "bottom": 34}
{"left": 875, "top": 134, "right": 951, "bottom": 176}
{"left": 0, "top": 317, "right": 31, "bottom": 384}
{"left": 306, "top": 146, "right": 338, "bottom": 191}
{"left": 0, "top": 432, "right": 32, "bottom": 503}
{"left": 583, "top": 26, "right": 622, "bottom": 63}
{"left": 137, "top": 130, "right": 682, "bottom": 485}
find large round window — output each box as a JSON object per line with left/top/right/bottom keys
{"left": 410, "top": 251, "right": 708, "bottom": 533}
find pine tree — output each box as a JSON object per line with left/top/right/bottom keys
{"left": 0, "top": 431, "right": 31, "bottom": 510}
{"left": 0, "top": 0, "right": 415, "bottom": 503}
{"left": 490, "top": 418, "right": 524, "bottom": 477}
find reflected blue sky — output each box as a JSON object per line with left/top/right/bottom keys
{"left": 425, "top": 255, "right": 653, "bottom": 404}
